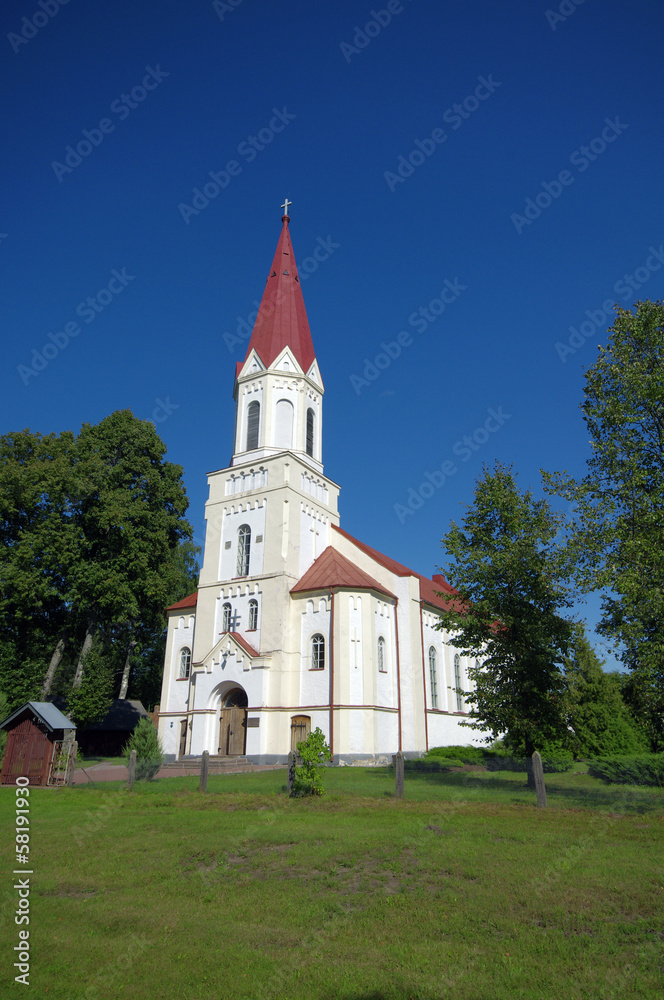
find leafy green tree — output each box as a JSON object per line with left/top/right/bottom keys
{"left": 64, "top": 646, "right": 114, "bottom": 731}
{"left": 565, "top": 626, "right": 647, "bottom": 757}
{"left": 292, "top": 727, "right": 332, "bottom": 796}
{"left": 121, "top": 716, "right": 164, "bottom": 781}
{"left": 0, "top": 411, "right": 196, "bottom": 718}
{"left": 544, "top": 300, "right": 664, "bottom": 748}
{"left": 437, "top": 464, "right": 576, "bottom": 779}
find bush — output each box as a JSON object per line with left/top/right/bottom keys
{"left": 121, "top": 717, "right": 164, "bottom": 781}
{"left": 586, "top": 754, "right": 664, "bottom": 787}
{"left": 291, "top": 727, "right": 331, "bottom": 796}
{"left": 427, "top": 745, "right": 485, "bottom": 765}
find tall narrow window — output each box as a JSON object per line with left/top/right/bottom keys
{"left": 311, "top": 633, "right": 325, "bottom": 670}
{"left": 246, "top": 401, "right": 260, "bottom": 450}
{"left": 454, "top": 654, "right": 463, "bottom": 711}
{"left": 429, "top": 647, "right": 437, "bottom": 708}
{"left": 178, "top": 647, "right": 191, "bottom": 679}
{"left": 222, "top": 603, "right": 232, "bottom": 631}
{"left": 377, "top": 636, "right": 386, "bottom": 673}
{"left": 248, "top": 599, "right": 258, "bottom": 630}
{"left": 306, "top": 408, "right": 315, "bottom": 457}
{"left": 237, "top": 525, "right": 251, "bottom": 576}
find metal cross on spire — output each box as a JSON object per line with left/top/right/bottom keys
{"left": 281, "top": 198, "right": 292, "bottom": 218}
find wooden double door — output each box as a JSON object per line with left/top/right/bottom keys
{"left": 218, "top": 707, "right": 247, "bottom": 756}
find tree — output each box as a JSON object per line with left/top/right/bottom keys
{"left": 291, "top": 727, "right": 332, "bottom": 796}
{"left": 0, "top": 411, "right": 196, "bottom": 718}
{"left": 437, "top": 464, "right": 576, "bottom": 778}
{"left": 565, "top": 626, "right": 647, "bottom": 757}
{"left": 544, "top": 300, "right": 664, "bottom": 748}
{"left": 121, "top": 717, "right": 164, "bottom": 781}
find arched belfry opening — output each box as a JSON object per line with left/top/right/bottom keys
{"left": 218, "top": 686, "right": 248, "bottom": 755}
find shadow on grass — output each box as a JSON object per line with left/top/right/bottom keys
{"left": 393, "top": 767, "right": 663, "bottom": 813}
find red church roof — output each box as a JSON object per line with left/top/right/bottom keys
{"left": 331, "top": 525, "right": 462, "bottom": 613}
{"left": 166, "top": 591, "right": 198, "bottom": 611}
{"left": 291, "top": 546, "right": 396, "bottom": 599}
{"left": 242, "top": 215, "right": 316, "bottom": 373}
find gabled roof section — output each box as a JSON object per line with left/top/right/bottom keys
{"left": 242, "top": 216, "right": 316, "bottom": 373}
{"left": 166, "top": 592, "right": 198, "bottom": 612}
{"left": 331, "top": 525, "right": 462, "bottom": 613}
{"left": 224, "top": 632, "right": 260, "bottom": 657}
{"left": 0, "top": 701, "right": 75, "bottom": 732}
{"left": 291, "top": 546, "right": 396, "bottom": 599}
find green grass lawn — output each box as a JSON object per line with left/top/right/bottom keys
{"left": 1, "top": 766, "right": 662, "bottom": 999}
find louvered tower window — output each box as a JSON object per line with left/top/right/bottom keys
{"left": 306, "top": 408, "right": 315, "bottom": 457}
{"left": 246, "top": 401, "right": 260, "bottom": 450}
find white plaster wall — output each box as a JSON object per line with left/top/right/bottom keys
{"left": 299, "top": 598, "right": 330, "bottom": 706}
{"left": 374, "top": 600, "right": 397, "bottom": 709}
{"left": 167, "top": 617, "right": 196, "bottom": 713}
{"left": 299, "top": 505, "right": 329, "bottom": 575}
{"left": 214, "top": 585, "right": 262, "bottom": 645}
{"left": 374, "top": 709, "right": 398, "bottom": 753}
{"left": 422, "top": 615, "right": 448, "bottom": 713}
{"left": 426, "top": 712, "right": 484, "bottom": 748}
{"left": 226, "top": 467, "right": 268, "bottom": 496}
{"left": 394, "top": 578, "right": 417, "bottom": 751}
{"left": 219, "top": 501, "right": 266, "bottom": 580}
{"left": 348, "top": 595, "right": 363, "bottom": 706}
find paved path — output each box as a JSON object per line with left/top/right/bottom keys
{"left": 72, "top": 762, "right": 285, "bottom": 784}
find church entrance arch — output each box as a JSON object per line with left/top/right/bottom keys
{"left": 218, "top": 687, "right": 248, "bottom": 756}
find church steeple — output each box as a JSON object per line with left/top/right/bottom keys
{"left": 242, "top": 206, "right": 316, "bottom": 374}
{"left": 231, "top": 204, "right": 324, "bottom": 472}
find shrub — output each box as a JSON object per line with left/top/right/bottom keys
{"left": 292, "top": 727, "right": 331, "bottom": 796}
{"left": 121, "top": 717, "right": 164, "bottom": 781}
{"left": 586, "top": 754, "right": 664, "bottom": 787}
{"left": 427, "top": 745, "right": 485, "bottom": 765}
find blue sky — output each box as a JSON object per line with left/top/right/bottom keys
{"left": 3, "top": 0, "right": 664, "bottom": 670}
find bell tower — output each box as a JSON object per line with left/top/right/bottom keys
{"left": 231, "top": 203, "right": 325, "bottom": 475}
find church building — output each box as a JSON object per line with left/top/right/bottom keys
{"left": 157, "top": 207, "right": 478, "bottom": 763}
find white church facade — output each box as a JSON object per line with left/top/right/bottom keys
{"left": 158, "top": 210, "right": 479, "bottom": 763}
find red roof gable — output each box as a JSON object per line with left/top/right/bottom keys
{"left": 219, "top": 632, "right": 260, "bottom": 658}
{"left": 331, "top": 525, "right": 461, "bottom": 612}
{"left": 291, "top": 546, "right": 396, "bottom": 599}
{"left": 166, "top": 591, "right": 198, "bottom": 612}
{"left": 242, "top": 216, "right": 316, "bottom": 373}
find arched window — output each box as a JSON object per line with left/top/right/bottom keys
{"left": 275, "top": 398, "right": 294, "bottom": 449}
{"left": 429, "top": 647, "right": 438, "bottom": 708}
{"left": 248, "top": 599, "right": 258, "bottom": 630}
{"left": 454, "top": 654, "right": 463, "bottom": 711}
{"left": 178, "top": 647, "right": 191, "bottom": 679}
{"left": 377, "top": 636, "right": 387, "bottom": 673}
{"left": 237, "top": 525, "right": 251, "bottom": 576}
{"left": 222, "top": 603, "right": 232, "bottom": 631}
{"left": 311, "top": 633, "right": 325, "bottom": 670}
{"left": 306, "top": 408, "right": 315, "bottom": 457}
{"left": 246, "top": 401, "right": 260, "bottom": 450}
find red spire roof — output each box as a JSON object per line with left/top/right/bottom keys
{"left": 242, "top": 215, "right": 316, "bottom": 373}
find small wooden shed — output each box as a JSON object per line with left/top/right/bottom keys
{"left": 0, "top": 702, "right": 76, "bottom": 786}
{"left": 77, "top": 699, "right": 148, "bottom": 756}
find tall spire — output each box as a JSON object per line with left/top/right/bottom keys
{"left": 243, "top": 205, "right": 316, "bottom": 374}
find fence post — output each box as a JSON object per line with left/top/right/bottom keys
{"left": 287, "top": 751, "right": 296, "bottom": 796}
{"left": 532, "top": 750, "right": 547, "bottom": 808}
{"left": 128, "top": 749, "right": 136, "bottom": 790}
{"left": 395, "top": 751, "right": 405, "bottom": 799}
{"left": 66, "top": 741, "right": 78, "bottom": 786}
{"left": 200, "top": 750, "right": 209, "bottom": 792}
